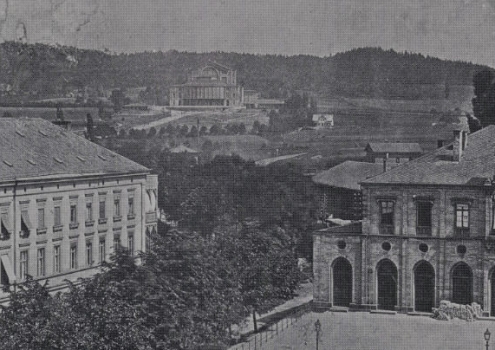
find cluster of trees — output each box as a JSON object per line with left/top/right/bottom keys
{"left": 0, "top": 42, "right": 489, "bottom": 102}
{"left": 0, "top": 224, "right": 301, "bottom": 349}
{"left": 472, "top": 70, "right": 495, "bottom": 128}
{"left": 124, "top": 121, "right": 270, "bottom": 140}
{"left": 267, "top": 93, "right": 317, "bottom": 133}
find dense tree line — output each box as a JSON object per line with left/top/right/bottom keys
{"left": 472, "top": 70, "right": 495, "bottom": 127}
{"left": 0, "top": 42, "right": 488, "bottom": 101}
{"left": 0, "top": 225, "right": 301, "bottom": 349}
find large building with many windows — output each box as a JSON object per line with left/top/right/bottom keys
{"left": 0, "top": 118, "right": 158, "bottom": 301}
{"left": 314, "top": 126, "right": 495, "bottom": 316}
{"left": 169, "top": 62, "right": 243, "bottom": 108}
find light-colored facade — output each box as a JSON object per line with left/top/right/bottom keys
{"left": 169, "top": 62, "right": 243, "bottom": 108}
{"left": 313, "top": 127, "right": 495, "bottom": 315}
{"left": 0, "top": 118, "right": 158, "bottom": 301}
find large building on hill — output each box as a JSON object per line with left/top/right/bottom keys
{"left": 314, "top": 127, "right": 495, "bottom": 316}
{"left": 169, "top": 62, "right": 243, "bottom": 108}
{"left": 0, "top": 118, "right": 158, "bottom": 301}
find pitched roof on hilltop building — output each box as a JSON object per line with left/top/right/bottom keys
{"left": 363, "top": 125, "right": 495, "bottom": 186}
{"left": 0, "top": 118, "right": 149, "bottom": 182}
{"left": 365, "top": 142, "right": 423, "bottom": 154}
{"left": 313, "top": 161, "right": 384, "bottom": 190}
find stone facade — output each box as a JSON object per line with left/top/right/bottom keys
{"left": 314, "top": 126, "right": 495, "bottom": 315}
{"left": 169, "top": 62, "right": 244, "bottom": 108}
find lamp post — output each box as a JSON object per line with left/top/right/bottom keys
{"left": 314, "top": 319, "right": 321, "bottom": 350}
{"left": 485, "top": 328, "right": 491, "bottom": 350}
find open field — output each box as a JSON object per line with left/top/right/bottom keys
{"left": 0, "top": 106, "right": 98, "bottom": 127}
{"left": 248, "top": 311, "right": 495, "bottom": 350}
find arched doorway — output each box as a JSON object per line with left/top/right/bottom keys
{"left": 414, "top": 261, "right": 435, "bottom": 312}
{"left": 452, "top": 263, "right": 472, "bottom": 305}
{"left": 333, "top": 258, "right": 352, "bottom": 307}
{"left": 377, "top": 259, "right": 398, "bottom": 310}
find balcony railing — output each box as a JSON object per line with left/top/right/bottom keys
{"left": 69, "top": 222, "right": 79, "bottom": 230}
{"left": 416, "top": 226, "right": 432, "bottom": 236}
{"left": 146, "top": 211, "right": 157, "bottom": 223}
{"left": 85, "top": 220, "right": 95, "bottom": 227}
{"left": 98, "top": 218, "right": 107, "bottom": 225}
{"left": 379, "top": 224, "right": 394, "bottom": 235}
{"left": 36, "top": 227, "right": 47, "bottom": 235}
{"left": 454, "top": 227, "right": 470, "bottom": 237}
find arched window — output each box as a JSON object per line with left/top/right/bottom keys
{"left": 414, "top": 261, "right": 435, "bottom": 312}
{"left": 377, "top": 259, "right": 398, "bottom": 310}
{"left": 332, "top": 258, "right": 352, "bottom": 307}
{"left": 452, "top": 263, "right": 473, "bottom": 305}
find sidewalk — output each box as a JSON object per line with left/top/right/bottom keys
{"left": 236, "top": 282, "right": 313, "bottom": 336}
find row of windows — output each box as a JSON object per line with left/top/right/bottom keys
{"left": 15, "top": 195, "right": 136, "bottom": 238}
{"left": 379, "top": 200, "right": 469, "bottom": 236}
{"left": 17, "top": 234, "right": 134, "bottom": 281}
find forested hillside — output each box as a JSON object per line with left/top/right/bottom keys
{"left": 0, "top": 41, "right": 490, "bottom": 101}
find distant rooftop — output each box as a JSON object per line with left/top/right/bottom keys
{"left": 0, "top": 118, "right": 149, "bottom": 183}
{"left": 363, "top": 125, "right": 495, "bottom": 186}
{"left": 312, "top": 161, "right": 384, "bottom": 191}
{"left": 365, "top": 142, "right": 423, "bottom": 154}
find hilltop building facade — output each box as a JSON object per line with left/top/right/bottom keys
{"left": 0, "top": 118, "right": 158, "bottom": 301}
{"left": 314, "top": 127, "right": 495, "bottom": 315}
{"left": 169, "top": 62, "right": 243, "bottom": 108}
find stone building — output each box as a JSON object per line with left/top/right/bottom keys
{"left": 169, "top": 62, "right": 243, "bottom": 108}
{"left": 314, "top": 127, "right": 495, "bottom": 315}
{"left": 312, "top": 161, "right": 383, "bottom": 221}
{"left": 365, "top": 142, "right": 423, "bottom": 171}
{"left": 0, "top": 118, "right": 158, "bottom": 301}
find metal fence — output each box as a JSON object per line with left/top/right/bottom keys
{"left": 228, "top": 302, "right": 313, "bottom": 350}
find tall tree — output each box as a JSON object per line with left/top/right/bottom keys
{"left": 472, "top": 70, "right": 495, "bottom": 127}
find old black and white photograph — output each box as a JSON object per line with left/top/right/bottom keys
{"left": 0, "top": 1, "right": 494, "bottom": 349}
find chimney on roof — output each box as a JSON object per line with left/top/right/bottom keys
{"left": 453, "top": 129, "right": 463, "bottom": 161}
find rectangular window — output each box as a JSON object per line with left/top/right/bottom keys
{"left": 114, "top": 235, "right": 121, "bottom": 252}
{"left": 53, "top": 246, "right": 61, "bottom": 274}
{"left": 86, "top": 202, "right": 93, "bottom": 222}
{"left": 380, "top": 201, "right": 394, "bottom": 225}
{"left": 417, "top": 201, "right": 433, "bottom": 236}
{"left": 99, "top": 200, "right": 106, "bottom": 219}
{"left": 20, "top": 250, "right": 28, "bottom": 280}
{"left": 20, "top": 209, "right": 31, "bottom": 238}
{"left": 38, "top": 208, "right": 45, "bottom": 229}
{"left": 455, "top": 203, "right": 470, "bottom": 236}
{"left": 54, "top": 206, "right": 61, "bottom": 226}
{"left": 86, "top": 242, "right": 93, "bottom": 266}
{"left": 128, "top": 197, "right": 134, "bottom": 217}
{"left": 37, "top": 248, "right": 45, "bottom": 277}
{"left": 70, "top": 204, "right": 77, "bottom": 224}
{"left": 128, "top": 234, "right": 134, "bottom": 255}
{"left": 70, "top": 244, "right": 77, "bottom": 270}
{"left": 99, "top": 239, "right": 106, "bottom": 263}
{"left": 114, "top": 198, "right": 121, "bottom": 218}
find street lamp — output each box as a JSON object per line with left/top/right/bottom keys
{"left": 314, "top": 319, "right": 321, "bottom": 350}
{"left": 485, "top": 328, "right": 491, "bottom": 350}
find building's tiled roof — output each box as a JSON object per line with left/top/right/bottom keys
{"left": 366, "top": 142, "right": 423, "bottom": 154}
{"left": 0, "top": 118, "right": 149, "bottom": 182}
{"left": 312, "top": 161, "right": 384, "bottom": 190}
{"left": 363, "top": 125, "right": 495, "bottom": 186}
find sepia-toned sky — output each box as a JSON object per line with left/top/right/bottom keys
{"left": 0, "top": 0, "right": 494, "bottom": 67}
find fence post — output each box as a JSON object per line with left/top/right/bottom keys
{"left": 276, "top": 321, "right": 278, "bottom": 335}
{"left": 260, "top": 333, "right": 262, "bottom": 348}
{"left": 254, "top": 335, "right": 257, "bottom": 350}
